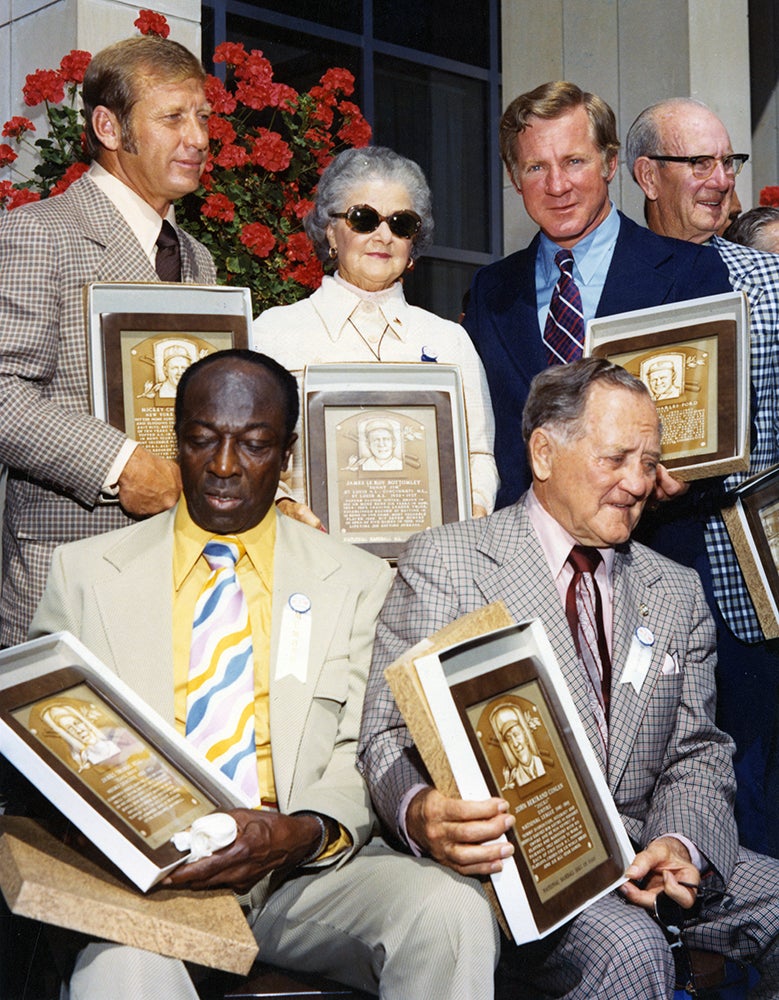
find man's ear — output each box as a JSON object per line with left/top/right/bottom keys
{"left": 604, "top": 153, "right": 619, "bottom": 184}
{"left": 91, "top": 106, "right": 121, "bottom": 152}
{"left": 528, "top": 427, "right": 554, "bottom": 482}
{"left": 281, "top": 434, "right": 297, "bottom": 473}
{"left": 633, "top": 157, "right": 659, "bottom": 200}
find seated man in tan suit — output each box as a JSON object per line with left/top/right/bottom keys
{"left": 30, "top": 350, "right": 498, "bottom": 1000}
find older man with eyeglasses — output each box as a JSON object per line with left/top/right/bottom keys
{"left": 627, "top": 98, "right": 779, "bottom": 860}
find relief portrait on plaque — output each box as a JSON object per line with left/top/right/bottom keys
{"left": 127, "top": 336, "right": 212, "bottom": 460}
{"left": 490, "top": 702, "right": 546, "bottom": 789}
{"left": 15, "top": 685, "right": 214, "bottom": 848}
{"left": 608, "top": 338, "right": 717, "bottom": 465}
{"left": 324, "top": 405, "right": 441, "bottom": 549}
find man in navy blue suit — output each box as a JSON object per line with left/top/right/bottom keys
{"left": 463, "top": 80, "right": 732, "bottom": 509}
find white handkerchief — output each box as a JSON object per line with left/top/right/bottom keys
{"left": 661, "top": 653, "right": 680, "bottom": 675}
{"left": 172, "top": 813, "right": 238, "bottom": 862}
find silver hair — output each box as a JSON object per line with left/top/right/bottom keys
{"left": 625, "top": 97, "right": 712, "bottom": 178}
{"left": 522, "top": 358, "right": 653, "bottom": 445}
{"left": 304, "top": 146, "right": 434, "bottom": 263}
{"left": 723, "top": 206, "right": 779, "bottom": 252}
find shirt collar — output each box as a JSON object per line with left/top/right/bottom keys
{"left": 525, "top": 486, "right": 615, "bottom": 582}
{"left": 538, "top": 202, "right": 620, "bottom": 286}
{"left": 88, "top": 162, "right": 177, "bottom": 261}
{"left": 314, "top": 273, "right": 409, "bottom": 342}
{"left": 173, "top": 499, "right": 276, "bottom": 591}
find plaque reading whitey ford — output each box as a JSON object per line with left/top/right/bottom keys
{"left": 14, "top": 683, "right": 214, "bottom": 849}
{"left": 467, "top": 679, "right": 609, "bottom": 906}
{"left": 324, "top": 405, "right": 443, "bottom": 545}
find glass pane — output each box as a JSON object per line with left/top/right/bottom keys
{"left": 374, "top": 0, "right": 490, "bottom": 67}
{"left": 374, "top": 56, "right": 490, "bottom": 253}
{"left": 243, "top": 0, "right": 362, "bottom": 31}
{"left": 403, "top": 257, "right": 480, "bottom": 324}
{"left": 225, "top": 13, "right": 362, "bottom": 94}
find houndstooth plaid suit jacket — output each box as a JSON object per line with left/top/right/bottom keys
{"left": 358, "top": 495, "right": 740, "bottom": 885}
{"left": 0, "top": 173, "right": 215, "bottom": 646}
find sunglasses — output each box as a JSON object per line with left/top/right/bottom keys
{"left": 331, "top": 204, "right": 422, "bottom": 239}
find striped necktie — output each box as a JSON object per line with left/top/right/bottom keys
{"left": 565, "top": 545, "right": 611, "bottom": 754}
{"left": 186, "top": 536, "right": 260, "bottom": 805}
{"left": 543, "top": 249, "right": 585, "bottom": 365}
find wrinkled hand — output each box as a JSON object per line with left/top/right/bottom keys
{"left": 620, "top": 836, "right": 699, "bottom": 912}
{"left": 652, "top": 463, "right": 690, "bottom": 502}
{"left": 118, "top": 446, "right": 181, "bottom": 517}
{"left": 406, "top": 787, "right": 514, "bottom": 877}
{"left": 163, "top": 808, "right": 322, "bottom": 894}
{"left": 276, "top": 497, "right": 324, "bottom": 531}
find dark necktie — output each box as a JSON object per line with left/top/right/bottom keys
{"left": 565, "top": 545, "right": 612, "bottom": 721}
{"left": 155, "top": 220, "right": 181, "bottom": 282}
{"left": 543, "top": 249, "right": 585, "bottom": 365}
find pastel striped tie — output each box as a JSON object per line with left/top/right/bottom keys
{"left": 543, "top": 249, "right": 585, "bottom": 365}
{"left": 186, "top": 536, "right": 260, "bottom": 805}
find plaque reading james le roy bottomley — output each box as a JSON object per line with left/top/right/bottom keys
{"left": 385, "top": 605, "right": 633, "bottom": 942}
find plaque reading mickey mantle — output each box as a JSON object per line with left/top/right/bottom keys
{"left": 0, "top": 632, "right": 247, "bottom": 892}
{"left": 86, "top": 282, "right": 252, "bottom": 461}
{"left": 385, "top": 605, "right": 633, "bottom": 943}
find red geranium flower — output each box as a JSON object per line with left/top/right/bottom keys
{"left": 320, "top": 68, "right": 355, "bottom": 96}
{"left": 269, "top": 83, "right": 298, "bottom": 111}
{"left": 284, "top": 232, "right": 314, "bottom": 261}
{"left": 240, "top": 222, "right": 276, "bottom": 258}
{"left": 208, "top": 116, "right": 237, "bottom": 145}
{"left": 291, "top": 198, "right": 314, "bottom": 220}
{"left": 202, "top": 193, "right": 236, "bottom": 222}
{"left": 23, "top": 69, "right": 65, "bottom": 107}
{"left": 250, "top": 129, "right": 293, "bottom": 172}
{"left": 204, "top": 76, "right": 238, "bottom": 116}
{"left": 0, "top": 144, "right": 17, "bottom": 167}
{"left": 214, "top": 142, "right": 248, "bottom": 169}
{"left": 7, "top": 187, "right": 41, "bottom": 209}
{"left": 50, "top": 161, "right": 90, "bottom": 196}
{"left": 760, "top": 186, "right": 779, "bottom": 208}
{"left": 240, "top": 50, "right": 273, "bottom": 83}
{"left": 59, "top": 50, "right": 92, "bottom": 84}
{"left": 337, "top": 103, "right": 372, "bottom": 147}
{"left": 2, "top": 117, "right": 35, "bottom": 138}
{"left": 134, "top": 9, "right": 170, "bottom": 38}
{"left": 235, "top": 79, "right": 272, "bottom": 112}
{"left": 213, "top": 42, "right": 248, "bottom": 67}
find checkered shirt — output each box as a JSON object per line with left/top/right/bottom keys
{"left": 707, "top": 237, "right": 779, "bottom": 642}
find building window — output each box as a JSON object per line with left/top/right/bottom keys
{"left": 203, "top": 0, "right": 502, "bottom": 320}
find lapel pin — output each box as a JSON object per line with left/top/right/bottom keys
{"left": 639, "top": 603, "right": 649, "bottom": 617}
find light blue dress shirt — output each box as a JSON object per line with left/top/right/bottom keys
{"left": 535, "top": 203, "right": 621, "bottom": 334}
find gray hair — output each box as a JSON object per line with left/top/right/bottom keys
{"left": 625, "top": 97, "right": 711, "bottom": 178}
{"left": 723, "top": 206, "right": 779, "bottom": 252}
{"left": 522, "top": 358, "right": 653, "bottom": 444}
{"left": 304, "top": 146, "right": 434, "bottom": 263}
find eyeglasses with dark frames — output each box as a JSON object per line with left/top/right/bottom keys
{"left": 330, "top": 204, "right": 423, "bottom": 239}
{"left": 646, "top": 153, "right": 749, "bottom": 179}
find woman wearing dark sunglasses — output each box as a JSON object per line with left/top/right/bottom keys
{"left": 254, "top": 146, "right": 498, "bottom": 528}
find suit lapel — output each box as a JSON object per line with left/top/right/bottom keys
{"left": 486, "top": 239, "right": 549, "bottom": 380}
{"left": 269, "top": 516, "right": 343, "bottom": 810}
{"left": 92, "top": 511, "right": 176, "bottom": 718}
{"left": 597, "top": 213, "right": 675, "bottom": 316}
{"left": 606, "top": 546, "right": 671, "bottom": 790}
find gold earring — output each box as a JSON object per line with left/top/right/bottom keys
{"left": 406, "top": 258, "right": 415, "bottom": 272}
{"left": 328, "top": 246, "right": 338, "bottom": 260}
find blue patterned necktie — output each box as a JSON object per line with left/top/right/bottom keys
{"left": 543, "top": 249, "right": 585, "bottom": 365}
{"left": 186, "top": 536, "right": 260, "bottom": 805}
